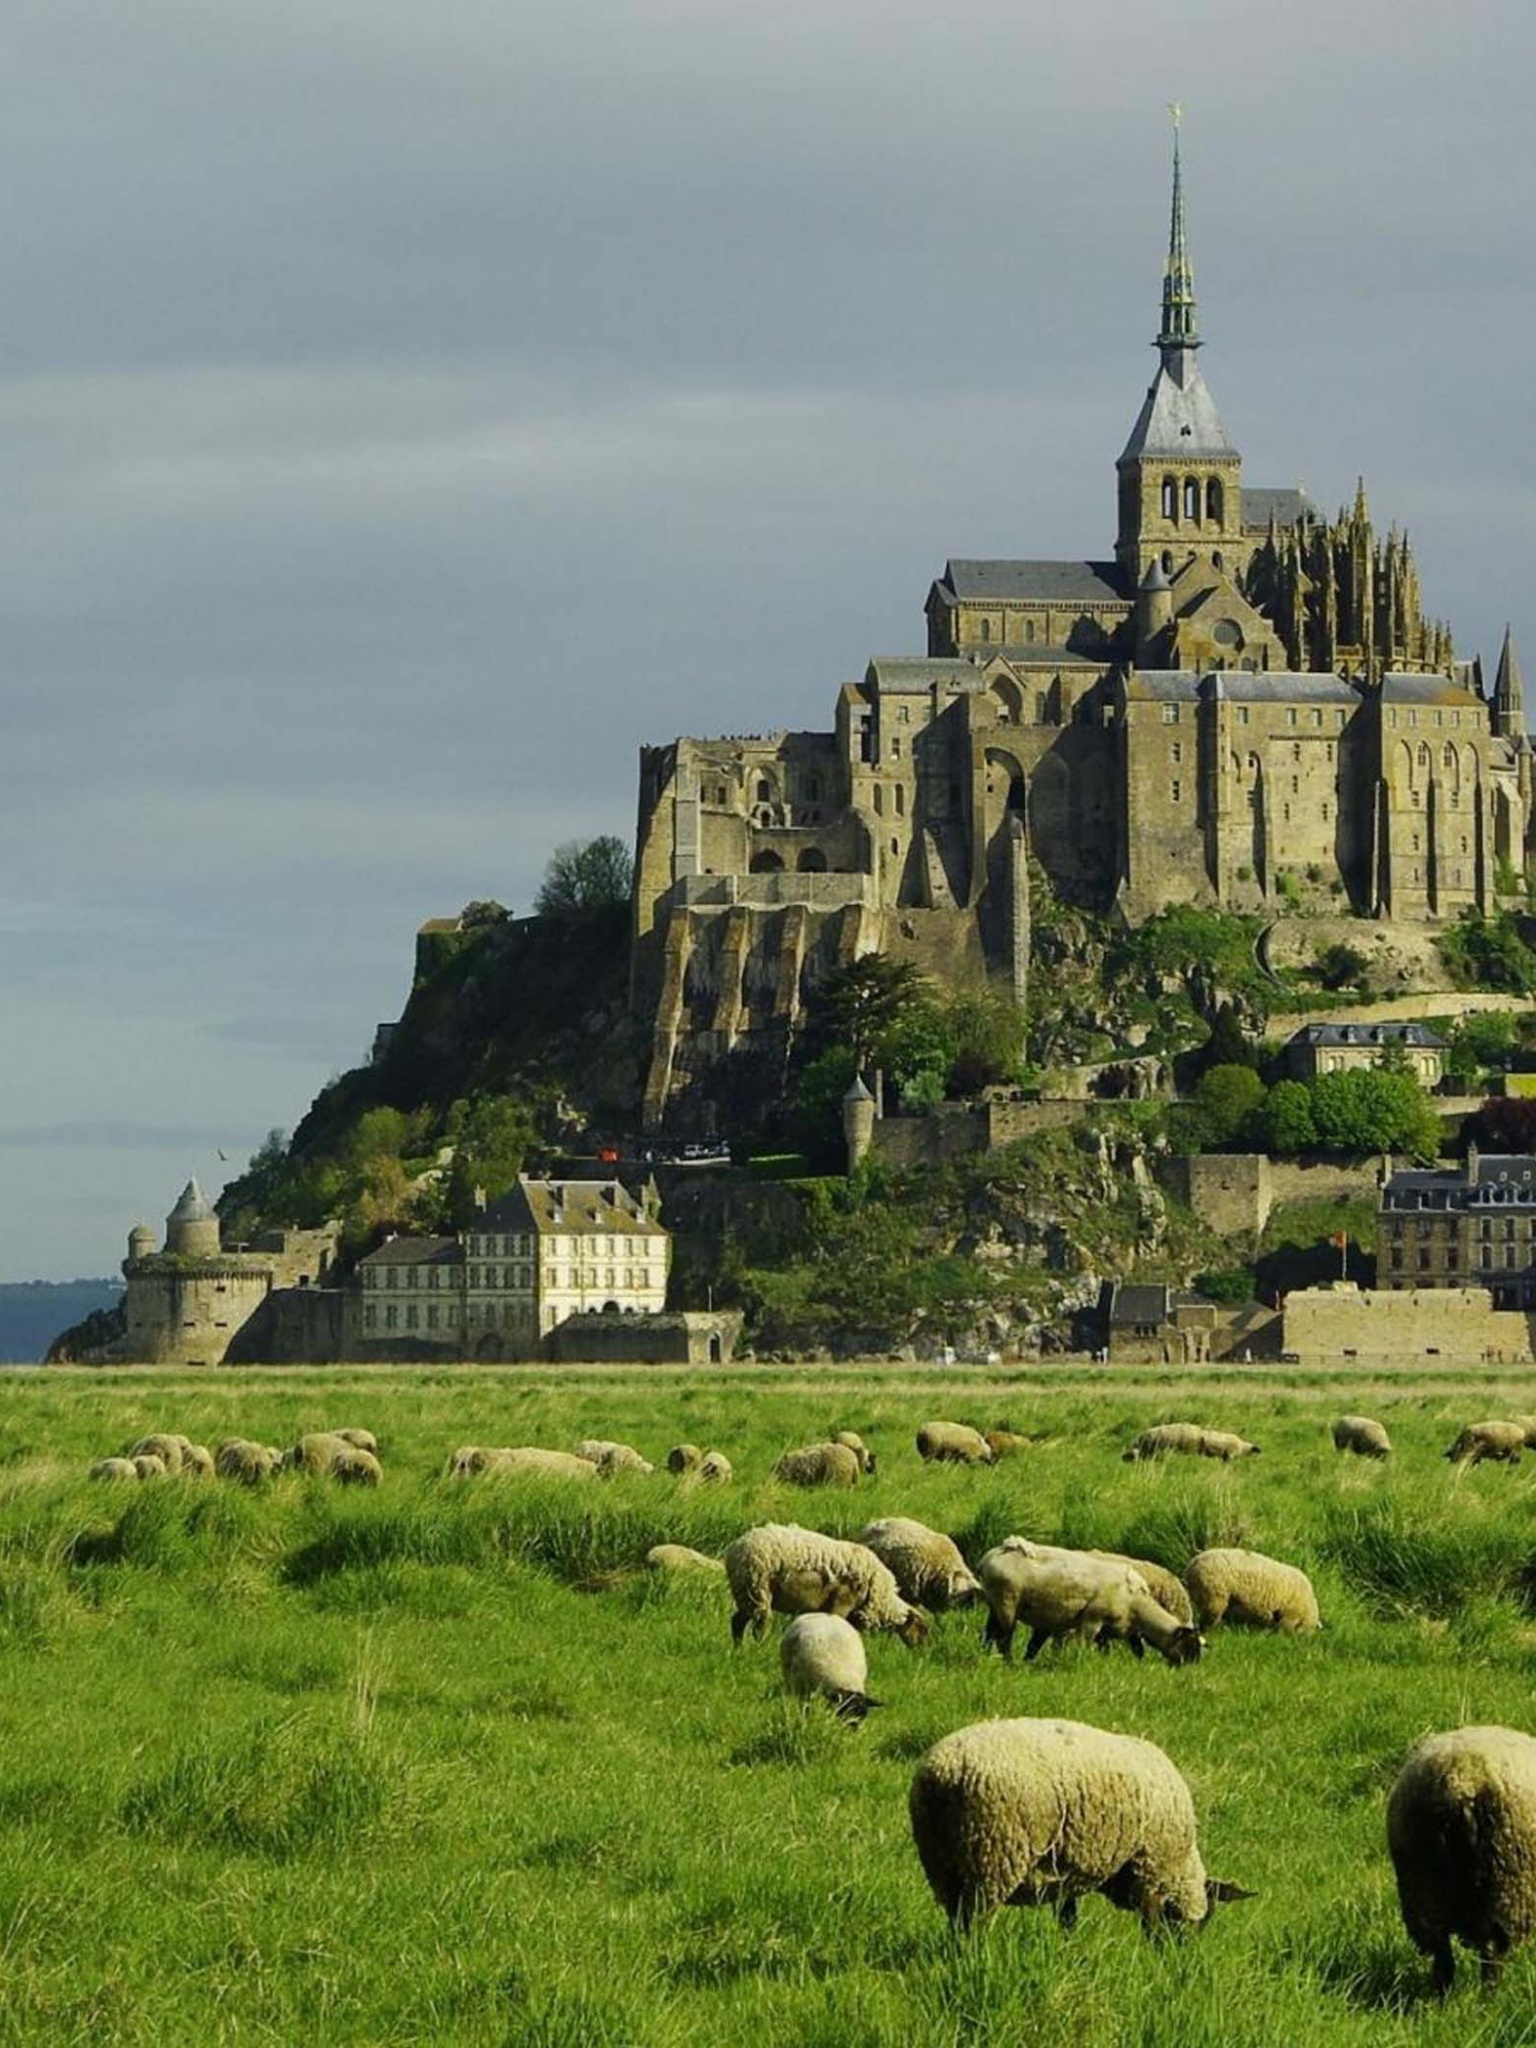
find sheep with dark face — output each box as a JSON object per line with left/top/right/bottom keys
{"left": 978, "top": 1547, "right": 1202, "bottom": 1666}
{"left": 910, "top": 1717, "right": 1252, "bottom": 1930}
{"left": 997, "top": 1538, "right": 1193, "bottom": 1625}
{"left": 916, "top": 1421, "right": 995, "bottom": 1466}
{"left": 1332, "top": 1415, "right": 1392, "bottom": 1458}
{"left": 832, "top": 1431, "right": 876, "bottom": 1475}
{"left": 773, "top": 1443, "right": 862, "bottom": 1488}
{"left": 858, "top": 1518, "right": 983, "bottom": 1609}
{"left": 1184, "top": 1548, "right": 1320, "bottom": 1633}
{"left": 780, "top": 1614, "right": 880, "bottom": 1721}
{"left": 724, "top": 1524, "right": 929, "bottom": 1647}
{"left": 1445, "top": 1421, "right": 1526, "bottom": 1467}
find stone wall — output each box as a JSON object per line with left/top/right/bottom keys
{"left": 1158, "top": 1153, "right": 1273, "bottom": 1238}
{"left": 122, "top": 1264, "right": 273, "bottom": 1365}
{"left": 224, "top": 1287, "right": 350, "bottom": 1366}
{"left": 1267, "top": 1159, "right": 1381, "bottom": 1207}
{"left": 1283, "top": 1281, "right": 1536, "bottom": 1365}
{"left": 549, "top": 1309, "right": 743, "bottom": 1365}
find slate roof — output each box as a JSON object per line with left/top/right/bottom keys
{"left": 1108, "top": 1283, "right": 1173, "bottom": 1326}
{"left": 1127, "top": 670, "right": 1203, "bottom": 701}
{"left": 481, "top": 1176, "right": 659, "bottom": 1237}
{"left": 1119, "top": 360, "right": 1238, "bottom": 461}
{"left": 1289, "top": 1022, "right": 1445, "bottom": 1050}
{"left": 1241, "top": 487, "right": 1315, "bottom": 529}
{"left": 1380, "top": 672, "right": 1479, "bottom": 705}
{"left": 357, "top": 1235, "right": 463, "bottom": 1268}
{"left": 1205, "top": 672, "right": 1362, "bottom": 705}
{"left": 168, "top": 1179, "right": 215, "bottom": 1224}
{"left": 1384, "top": 1156, "right": 1536, "bottom": 1211}
{"left": 865, "top": 658, "right": 983, "bottom": 694}
{"left": 936, "top": 560, "right": 1129, "bottom": 605}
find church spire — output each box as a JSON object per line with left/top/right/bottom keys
{"left": 1158, "top": 106, "right": 1199, "bottom": 359}
{"left": 1494, "top": 624, "right": 1526, "bottom": 737}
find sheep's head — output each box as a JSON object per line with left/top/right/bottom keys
{"left": 1161, "top": 1627, "right": 1205, "bottom": 1667}
{"left": 1195, "top": 1878, "right": 1257, "bottom": 1927}
{"left": 944, "top": 1571, "right": 984, "bottom": 1607}
{"left": 896, "top": 1607, "right": 931, "bottom": 1649}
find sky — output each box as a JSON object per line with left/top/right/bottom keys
{"left": 3, "top": 0, "right": 1535, "bottom": 1280}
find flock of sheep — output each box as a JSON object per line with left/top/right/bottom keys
{"left": 80, "top": 1404, "right": 1536, "bottom": 1991}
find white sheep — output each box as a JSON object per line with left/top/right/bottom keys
{"left": 131, "top": 1454, "right": 167, "bottom": 1480}
{"left": 773, "top": 1442, "right": 862, "bottom": 1488}
{"left": 215, "top": 1438, "right": 280, "bottom": 1485}
{"left": 1123, "top": 1424, "right": 1260, "bottom": 1462}
{"left": 667, "top": 1443, "right": 703, "bottom": 1475}
{"left": 779, "top": 1614, "right": 880, "bottom": 1720}
{"left": 574, "top": 1438, "right": 654, "bottom": 1476}
{"left": 332, "top": 1446, "right": 382, "bottom": 1487}
{"left": 1184, "top": 1548, "right": 1320, "bottom": 1633}
{"left": 645, "top": 1543, "right": 726, "bottom": 1575}
{"left": 997, "top": 1538, "right": 1193, "bottom": 1625}
{"left": 334, "top": 1427, "right": 379, "bottom": 1456}
{"left": 832, "top": 1431, "right": 876, "bottom": 1475}
{"left": 1445, "top": 1420, "right": 1526, "bottom": 1467}
{"left": 909, "top": 1716, "right": 1252, "bottom": 1929}
{"left": 89, "top": 1457, "right": 139, "bottom": 1482}
{"left": 724, "top": 1523, "right": 929, "bottom": 1647}
{"left": 181, "top": 1443, "right": 216, "bottom": 1478}
{"left": 1332, "top": 1415, "right": 1392, "bottom": 1458}
{"left": 858, "top": 1517, "right": 983, "bottom": 1609}
{"left": 281, "top": 1431, "right": 354, "bottom": 1476}
{"left": 1388, "top": 1725, "right": 1536, "bottom": 1990}
{"left": 126, "top": 1433, "right": 184, "bottom": 1473}
{"left": 698, "top": 1451, "right": 733, "bottom": 1484}
{"left": 978, "top": 1547, "right": 1202, "bottom": 1665}
{"left": 916, "top": 1421, "right": 996, "bottom": 1466}
{"left": 451, "top": 1446, "right": 599, "bottom": 1481}
{"left": 985, "top": 1429, "right": 1029, "bottom": 1460}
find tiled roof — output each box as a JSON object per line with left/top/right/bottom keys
{"left": 357, "top": 1235, "right": 463, "bottom": 1267}
{"left": 1291, "top": 1022, "right": 1445, "bottom": 1049}
{"left": 938, "top": 559, "right": 1129, "bottom": 604}
{"left": 481, "top": 1177, "right": 660, "bottom": 1237}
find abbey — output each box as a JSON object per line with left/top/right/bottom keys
{"left": 631, "top": 131, "right": 1532, "bottom": 1129}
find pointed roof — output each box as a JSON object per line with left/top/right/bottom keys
{"left": 1159, "top": 110, "right": 1198, "bottom": 352}
{"left": 1495, "top": 624, "right": 1524, "bottom": 712}
{"left": 843, "top": 1074, "right": 874, "bottom": 1104}
{"left": 167, "top": 1178, "right": 214, "bottom": 1224}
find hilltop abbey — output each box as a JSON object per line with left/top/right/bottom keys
{"left": 631, "top": 129, "right": 1533, "bottom": 1128}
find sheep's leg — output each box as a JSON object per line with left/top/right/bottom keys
{"left": 1429, "top": 1941, "right": 1456, "bottom": 1995}
{"left": 730, "top": 1608, "right": 749, "bottom": 1645}
{"left": 1054, "top": 1896, "right": 1079, "bottom": 1932}
{"left": 1023, "top": 1628, "right": 1051, "bottom": 1662}
{"left": 1126, "top": 1634, "right": 1146, "bottom": 1661}
{"left": 983, "top": 1614, "right": 1014, "bottom": 1658}
{"left": 1480, "top": 1938, "right": 1507, "bottom": 1989}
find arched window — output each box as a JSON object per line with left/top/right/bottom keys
{"left": 1184, "top": 478, "right": 1200, "bottom": 522}
{"left": 756, "top": 778, "right": 772, "bottom": 804}
{"left": 873, "top": 785, "right": 884, "bottom": 817}
{"left": 1161, "top": 477, "right": 1177, "bottom": 520}
{"left": 748, "top": 850, "right": 784, "bottom": 873}
{"left": 1161, "top": 549, "right": 1174, "bottom": 573}
{"left": 1206, "top": 478, "right": 1223, "bottom": 524}
{"left": 1212, "top": 550, "right": 1224, "bottom": 568}
{"left": 895, "top": 785, "right": 905, "bottom": 817}
{"left": 980, "top": 617, "right": 991, "bottom": 643}
{"left": 1418, "top": 743, "right": 1430, "bottom": 768}
{"left": 796, "top": 848, "right": 827, "bottom": 872}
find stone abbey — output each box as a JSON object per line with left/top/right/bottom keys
{"left": 631, "top": 130, "right": 1532, "bottom": 1128}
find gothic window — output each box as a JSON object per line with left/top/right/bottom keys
{"left": 1206, "top": 478, "right": 1223, "bottom": 523}
{"left": 1161, "top": 550, "right": 1174, "bottom": 573}
{"left": 873, "top": 785, "right": 884, "bottom": 817}
{"left": 1212, "top": 551, "right": 1224, "bottom": 568}
{"left": 1162, "top": 477, "right": 1177, "bottom": 519}
{"left": 756, "top": 779, "right": 771, "bottom": 803}
{"left": 890, "top": 837, "right": 899, "bottom": 856}
{"left": 1183, "top": 478, "right": 1200, "bottom": 521}
{"left": 895, "top": 785, "right": 905, "bottom": 816}
{"left": 1418, "top": 744, "right": 1430, "bottom": 767}
{"left": 1171, "top": 780, "right": 1181, "bottom": 802}
{"left": 1443, "top": 745, "right": 1455, "bottom": 768}
{"left": 981, "top": 618, "right": 991, "bottom": 643}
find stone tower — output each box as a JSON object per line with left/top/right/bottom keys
{"left": 165, "top": 1178, "right": 221, "bottom": 1258}
{"left": 842, "top": 1074, "right": 876, "bottom": 1172}
{"left": 1493, "top": 625, "right": 1526, "bottom": 739}
{"left": 1115, "top": 114, "right": 1245, "bottom": 589}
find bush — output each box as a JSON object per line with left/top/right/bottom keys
{"left": 1438, "top": 910, "right": 1536, "bottom": 995}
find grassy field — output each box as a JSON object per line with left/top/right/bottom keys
{"left": 9, "top": 1364, "right": 1536, "bottom": 2045}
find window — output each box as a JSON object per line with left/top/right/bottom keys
{"left": 385, "top": 1304, "right": 398, "bottom": 1329}
{"left": 1162, "top": 477, "right": 1177, "bottom": 519}
{"left": 1171, "top": 780, "right": 1182, "bottom": 802}
{"left": 1390, "top": 1248, "right": 1403, "bottom": 1270}
{"left": 1335, "top": 710, "right": 1345, "bottom": 727}
{"left": 1287, "top": 708, "right": 1297, "bottom": 726}
{"left": 981, "top": 618, "right": 991, "bottom": 643}
{"left": 1171, "top": 742, "right": 1183, "bottom": 764}
{"left": 1311, "top": 708, "right": 1322, "bottom": 726}
{"left": 895, "top": 785, "right": 905, "bottom": 816}
{"left": 1238, "top": 705, "right": 1250, "bottom": 725}
{"left": 364, "top": 1303, "right": 377, "bottom": 1330}
{"left": 1162, "top": 703, "right": 1180, "bottom": 724}
{"left": 1418, "top": 1249, "right": 1431, "bottom": 1271}
{"left": 1206, "top": 478, "right": 1223, "bottom": 523}
{"left": 406, "top": 1304, "right": 419, "bottom": 1330}
{"left": 756, "top": 779, "right": 771, "bottom": 803}
{"left": 890, "top": 735, "right": 901, "bottom": 759}
{"left": 1184, "top": 478, "right": 1200, "bottom": 521}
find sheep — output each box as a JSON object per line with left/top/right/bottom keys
{"left": 698, "top": 1451, "right": 733, "bottom": 1484}
{"left": 1184, "top": 1548, "right": 1320, "bottom": 1633}
{"left": 645, "top": 1543, "right": 726, "bottom": 1575}
{"left": 985, "top": 1429, "right": 1029, "bottom": 1459}
{"left": 1332, "top": 1415, "right": 1392, "bottom": 1459}
{"left": 1123, "top": 1424, "right": 1261, "bottom": 1462}
{"left": 997, "top": 1539, "right": 1194, "bottom": 1626}
{"left": 910, "top": 1717, "right": 1252, "bottom": 1930}
{"left": 724, "top": 1524, "right": 930, "bottom": 1647}
{"left": 126, "top": 1433, "right": 184, "bottom": 1473}
{"left": 858, "top": 1517, "right": 983, "bottom": 1609}
{"left": 978, "top": 1546, "right": 1202, "bottom": 1665}
{"left": 131, "top": 1454, "right": 168, "bottom": 1480}
{"left": 215, "top": 1438, "right": 279, "bottom": 1485}
{"left": 1445, "top": 1420, "right": 1527, "bottom": 1467}
{"left": 180, "top": 1443, "right": 215, "bottom": 1478}
{"left": 334, "top": 1428, "right": 379, "bottom": 1457}
{"left": 282, "top": 1432, "right": 353, "bottom": 1476}
{"left": 332, "top": 1446, "right": 382, "bottom": 1487}
{"left": 1387, "top": 1725, "right": 1536, "bottom": 1991}
{"left": 573, "top": 1439, "right": 655, "bottom": 1477}
{"left": 451, "top": 1446, "right": 599, "bottom": 1481}
{"left": 780, "top": 1614, "right": 880, "bottom": 1721}
{"left": 667, "top": 1443, "right": 704, "bottom": 1475}
{"left": 832, "top": 1431, "right": 876, "bottom": 1475}
{"left": 89, "top": 1457, "right": 139, "bottom": 1482}
{"left": 773, "top": 1442, "right": 862, "bottom": 1488}
{"left": 916, "top": 1421, "right": 996, "bottom": 1466}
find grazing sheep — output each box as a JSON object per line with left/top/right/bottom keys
{"left": 1445, "top": 1420, "right": 1527, "bottom": 1467}
{"left": 282, "top": 1432, "right": 353, "bottom": 1476}
{"left": 916, "top": 1421, "right": 996, "bottom": 1466}
{"left": 334, "top": 1428, "right": 379, "bottom": 1457}
{"left": 131, "top": 1454, "right": 168, "bottom": 1480}
{"left": 645, "top": 1543, "right": 726, "bottom": 1575}
{"left": 858, "top": 1517, "right": 983, "bottom": 1609}
{"left": 453, "top": 1446, "right": 600, "bottom": 1481}
{"left": 1333, "top": 1415, "right": 1392, "bottom": 1459}
{"left": 780, "top": 1614, "right": 880, "bottom": 1720}
{"left": 978, "top": 1547, "right": 1202, "bottom": 1665}
{"left": 1388, "top": 1725, "right": 1536, "bottom": 1990}
{"left": 89, "top": 1457, "right": 139, "bottom": 1482}
{"left": 180, "top": 1443, "right": 215, "bottom": 1479}
{"left": 698, "top": 1451, "right": 733, "bottom": 1484}
{"left": 724, "top": 1524, "right": 930, "bottom": 1647}
{"left": 126, "top": 1433, "right": 185, "bottom": 1473}
{"left": 774, "top": 1442, "right": 863, "bottom": 1489}
{"left": 998, "top": 1540, "right": 1195, "bottom": 1626}
{"left": 574, "top": 1438, "right": 654, "bottom": 1476}
{"left": 215, "top": 1438, "right": 279, "bottom": 1485}
{"left": 1123, "top": 1424, "right": 1261, "bottom": 1462}
{"left": 667, "top": 1443, "right": 704, "bottom": 1475}
{"left": 1184, "top": 1548, "right": 1320, "bottom": 1633}
{"left": 910, "top": 1717, "right": 1252, "bottom": 1929}
{"left": 332, "top": 1446, "right": 382, "bottom": 1487}
{"left": 985, "top": 1429, "right": 1029, "bottom": 1459}
{"left": 832, "top": 1431, "right": 876, "bottom": 1475}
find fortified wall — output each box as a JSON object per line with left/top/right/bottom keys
{"left": 1283, "top": 1282, "right": 1536, "bottom": 1366}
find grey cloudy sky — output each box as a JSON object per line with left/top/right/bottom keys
{"left": 3, "top": 0, "right": 1533, "bottom": 1280}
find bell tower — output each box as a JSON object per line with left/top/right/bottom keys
{"left": 1115, "top": 111, "right": 1244, "bottom": 591}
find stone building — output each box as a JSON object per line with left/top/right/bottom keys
{"left": 1379, "top": 1148, "right": 1536, "bottom": 1307}
{"left": 1284, "top": 1021, "right": 1445, "bottom": 1088}
{"left": 631, "top": 125, "right": 1533, "bottom": 1131}
{"left": 355, "top": 1235, "right": 464, "bottom": 1351}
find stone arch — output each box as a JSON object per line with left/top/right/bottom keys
{"left": 1395, "top": 740, "right": 1415, "bottom": 789}
{"left": 1162, "top": 476, "right": 1177, "bottom": 520}
{"left": 1206, "top": 478, "right": 1224, "bottom": 524}
{"left": 749, "top": 850, "right": 784, "bottom": 873}
{"left": 1183, "top": 478, "right": 1201, "bottom": 522}
{"left": 989, "top": 672, "right": 1024, "bottom": 723}
{"left": 796, "top": 847, "right": 828, "bottom": 872}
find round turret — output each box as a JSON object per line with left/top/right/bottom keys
{"left": 165, "top": 1178, "right": 221, "bottom": 1258}
{"left": 1137, "top": 557, "right": 1174, "bottom": 660}
{"left": 127, "top": 1224, "right": 156, "bottom": 1262}
{"left": 842, "top": 1074, "right": 877, "bottom": 1172}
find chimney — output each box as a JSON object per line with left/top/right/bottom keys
{"left": 1466, "top": 1141, "right": 1479, "bottom": 1186}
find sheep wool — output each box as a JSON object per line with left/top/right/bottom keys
{"left": 667, "top": 1444, "right": 704, "bottom": 1475}
{"left": 1388, "top": 1726, "right": 1536, "bottom": 1989}
{"left": 126, "top": 1433, "right": 184, "bottom": 1474}
{"left": 698, "top": 1451, "right": 733, "bottom": 1484}
{"left": 1445, "top": 1420, "right": 1527, "bottom": 1466}
{"left": 994, "top": 1538, "right": 1193, "bottom": 1624}
{"left": 1332, "top": 1415, "right": 1392, "bottom": 1458}
{"left": 832, "top": 1431, "right": 876, "bottom": 1475}
{"left": 773, "top": 1442, "right": 862, "bottom": 1489}
{"left": 979, "top": 1547, "right": 1201, "bottom": 1665}
{"left": 1184, "top": 1548, "right": 1320, "bottom": 1633}
{"left": 1123, "top": 1424, "right": 1260, "bottom": 1462}
{"left": 332, "top": 1447, "right": 382, "bottom": 1487}
{"left": 282, "top": 1432, "right": 352, "bottom": 1476}
{"left": 984, "top": 1429, "right": 1029, "bottom": 1459}
{"left": 334, "top": 1428, "right": 379, "bottom": 1457}
{"left": 725, "top": 1524, "right": 929, "bottom": 1645}
{"left": 131, "top": 1455, "right": 167, "bottom": 1480}
{"left": 858, "top": 1518, "right": 983, "bottom": 1608}
{"left": 89, "top": 1457, "right": 139, "bottom": 1482}
{"left": 915, "top": 1421, "right": 996, "bottom": 1466}
{"left": 780, "top": 1614, "right": 878, "bottom": 1720}
{"left": 179, "top": 1443, "right": 215, "bottom": 1479}
{"left": 574, "top": 1439, "right": 655, "bottom": 1476}
{"left": 910, "top": 1718, "right": 1233, "bottom": 1929}
{"left": 645, "top": 1544, "right": 726, "bottom": 1574}
{"left": 462, "top": 1447, "right": 599, "bottom": 1481}
{"left": 215, "top": 1439, "right": 278, "bottom": 1485}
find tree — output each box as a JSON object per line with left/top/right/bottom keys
{"left": 1262, "top": 1080, "right": 1317, "bottom": 1155}
{"left": 1469, "top": 1095, "right": 1536, "bottom": 1152}
{"left": 875, "top": 1000, "right": 958, "bottom": 1107}
{"left": 1188, "top": 1064, "right": 1266, "bottom": 1149}
{"left": 1195, "top": 1001, "right": 1259, "bottom": 1077}
{"left": 803, "top": 957, "right": 926, "bottom": 1067}
{"left": 789, "top": 1045, "right": 859, "bottom": 1164}
{"left": 1309, "top": 1068, "right": 1440, "bottom": 1160}
{"left": 534, "top": 836, "right": 634, "bottom": 916}
{"left": 1314, "top": 941, "right": 1368, "bottom": 992}
{"left": 1445, "top": 1011, "right": 1518, "bottom": 1088}
{"left": 948, "top": 988, "right": 1027, "bottom": 1095}
{"left": 441, "top": 1093, "right": 539, "bottom": 1223}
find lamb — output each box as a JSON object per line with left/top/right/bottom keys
{"left": 1387, "top": 1725, "right": 1536, "bottom": 1990}
{"left": 332, "top": 1446, "right": 382, "bottom": 1487}
{"left": 1123, "top": 1424, "right": 1261, "bottom": 1462}
{"left": 858, "top": 1517, "right": 983, "bottom": 1609}
{"left": 1184, "top": 1548, "right": 1320, "bottom": 1633}
{"left": 1332, "top": 1415, "right": 1392, "bottom": 1458}
{"left": 997, "top": 1539, "right": 1193, "bottom": 1625}
{"left": 978, "top": 1546, "right": 1202, "bottom": 1665}
{"left": 916, "top": 1421, "right": 996, "bottom": 1466}
{"left": 1445, "top": 1420, "right": 1527, "bottom": 1467}
{"left": 832, "top": 1431, "right": 876, "bottom": 1475}
{"left": 131, "top": 1454, "right": 168, "bottom": 1480}
{"left": 985, "top": 1429, "right": 1029, "bottom": 1459}
{"left": 89, "top": 1456, "right": 139, "bottom": 1481}
{"left": 667, "top": 1443, "right": 703, "bottom": 1475}
{"left": 698, "top": 1451, "right": 733, "bottom": 1484}
{"left": 910, "top": 1717, "right": 1251, "bottom": 1930}
{"left": 779, "top": 1614, "right": 880, "bottom": 1721}
{"left": 126, "top": 1433, "right": 185, "bottom": 1473}
{"left": 573, "top": 1439, "right": 654, "bottom": 1477}
{"left": 451, "top": 1446, "right": 599, "bottom": 1481}
{"left": 215, "top": 1438, "right": 280, "bottom": 1485}
{"left": 645, "top": 1543, "right": 726, "bottom": 1574}
{"left": 773, "top": 1442, "right": 862, "bottom": 1488}
{"left": 724, "top": 1524, "right": 930, "bottom": 1646}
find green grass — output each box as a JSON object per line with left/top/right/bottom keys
{"left": 10, "top": 1364, "right": 1536, "bottom": 2042}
